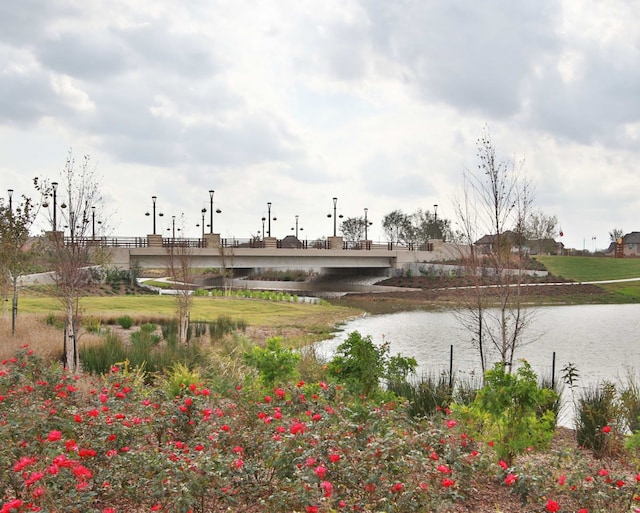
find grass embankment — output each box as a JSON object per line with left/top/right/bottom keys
{"left": 537, "top": 255, "right": 640, "bottom": 302}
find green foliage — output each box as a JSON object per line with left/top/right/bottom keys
{"left": 326, "top": 331, "right": 417, "bottom": 397}
{"left": 117, "top": 315, "right": 134, "bottom": 329}
{"left": 82, "top": 316, "right": 102, "bottom": 334}
{"left": 80, "top": 323, "right": 202, "bottom": 380}
{"left": 44, "top": 312, "right": 65, "bottom": 329}
{"left": 162, "top": 362, "right": 201, "bottom": 398}
{"left": 79, "top": 331, "right": 128, "bottom": 374}
{"left": 388, "top": 372, "right": 453, "bottom": 418}
{"left": 575, "top": 382, "right": 620, "bottom": 458}
{"left": 209, "top": 315, "right": 246, "bottom": 340}
{"left": 243, "top": 337, "right": 301, "bottom": 387}
{"left": 455, "top": 361, "right": 558, "bottom": 465}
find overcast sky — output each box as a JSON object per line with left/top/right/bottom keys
{"left": 1, "top": 0, "right": 638, "bottom": 251}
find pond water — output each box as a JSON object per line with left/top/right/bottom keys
{"left": 317, "top": 304, "right": 640, "bottom": 427}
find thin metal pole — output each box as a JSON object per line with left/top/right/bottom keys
{"left": 449, "top": 344, "right": 454, "bottom": 390}
{"left": 209, "top": 190, "right": 214, "bottom": 234}
{"left": 333, "top": 197, "right": 337, "bottom": 237}
{"left": 551, "top": 351, "right": 556, "bottom": 389}
{"left": 267, "top": 202, "right": 272, "bottom": 237}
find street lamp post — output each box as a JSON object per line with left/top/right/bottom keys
{"left": 171, "top": 215, "right": 176, "bottom": 240}
{"left": 145, "top": 196, "right": 159, "bottom": 235}
{"left": 291, "top": 215, "right": 303, "bottom": 243}
{"left": 266, "top": 202, "right": 277, "bottom": 237}
{"left": 327, "top": 197, "right": 343, "bottom": 237}
{"left": 52, "top": 182, "right": 58, "bottom": 231}
{"left": 7, "top": 189, "right": 13, "bottom": 212}
{"left": 433, "top": 204, "right": 438, "bottom": 239}
{"left": 92, "top": 206, "right": 96, "bottom": 239}
{"left": 208, "top": 190, "right": 214, "bottom": 234}
{"left": 201, "top": 208, "right": 206, "bottom": 238}
{"left": 261, "top": 217, "right": 266, "bottom": 241}
{"left": 364, "top": 208, "right": 369, "bottom": 241}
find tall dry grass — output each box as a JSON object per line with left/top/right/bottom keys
{"left": 0, "top": 313, "right": 102, "bottom": 361}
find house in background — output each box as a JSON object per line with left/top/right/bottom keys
{"left": 474, "top": 230, "right": 563, "bottom": 256}
{"left": 605, "top": 232, "right": 640, "bottom": 257}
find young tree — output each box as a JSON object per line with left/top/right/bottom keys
{"left": 382, "top": 210, "right": 412, "bottom": 244}
{"left": 36, "top": 151, "right": 104, "bottom": 371}
{"left": 454, "top": 127, "right": 535, "bottom": 374}
{"left": 165, "top": 218, "right": 193, "bottom": 345}
{"left": 0, "top": 194, "right": 37, "bottom": 335}
{"left": 340, "top": 216, "right": 366, "bottom": 244}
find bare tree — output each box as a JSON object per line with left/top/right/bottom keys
{"left": 165, "top": 219, "right": 193, "bottom": 345}
{"left": 0, "top": 193, "right": 37, "bottom": 334}
{"left": 382, "top": 210, "right": 412, "bottom": 244}
{"left": 526, "top": 210, "right": 559, "bottom": 254}
{"left": 340, "top": 217, "right": 366, "bottom": 245}
{"left": 609, "top": 227, "right": 624, "bottom": 242}
{"left": 454, "top": 127, "right": 535, "bottom": 374}
{"left": 36, "top": 151, "right": 104, "bottom": 371}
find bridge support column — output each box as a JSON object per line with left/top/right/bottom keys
{"left": 147, "top": 234, "right": 163, "bottom": 247}
{"left": 204, "top": 233, "right": 221, "bottom": 249}
{"left": 328, "top": 236, "right": 343, "bottom": 250}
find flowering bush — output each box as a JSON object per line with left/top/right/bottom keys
{"left": 1, "top": 347, "right": 640, "bottom": 512}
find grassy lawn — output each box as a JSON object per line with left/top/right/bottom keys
{"left": 536, "top": 255, "right": 640, "bottom": 281}
{"left": 19, "top": 295, "right": 360, "bottom": 329}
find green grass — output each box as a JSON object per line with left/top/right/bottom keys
{"left": 19, "top": 295, "right": 359, "bottom": 328}
{"left": 536, "top": 256, "right": 640, "bottom": 282}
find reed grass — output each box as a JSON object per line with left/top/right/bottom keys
{"left": 0, "top": 313, "right": 103, "bottom": 361}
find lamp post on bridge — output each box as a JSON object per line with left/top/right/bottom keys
{"left": 146, "top": 196, "right": 160, "bottom": 235}
{"left": 433, "top": 204, "right": 438, "bottom": 239}
{"left": 266, "top": 202, "right": 277, "bottom": 237}
{"left": 7, "top": 189, "right": 13, "bottom": 212}
{"left": 291, "top": 215, "right": 303, "bottom": 243}
{"left": 208, "top": 190, "right": 222, "bottom": 233}
{"left": 52, "top": 182, "right": 58, "bottom": 232}
{"left": 328, "top": 197, "right": 343, "bottom": 237}
{"left": 261, "top": 217, "right": 266, "bottom": 241}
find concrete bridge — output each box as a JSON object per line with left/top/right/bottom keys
{"left": 85, "top": 233, "right": 468, "bottom": 276}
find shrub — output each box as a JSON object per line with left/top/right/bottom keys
{"left": 388, "top": 372, "right": 453, "bottom": 418}
{"left": 79, "top": 331, "right": 127, "bottom": 375}
{"left": 209, "top": 315, "right": 246, "bottom": 341}
{"left": 454, "top": 361, "right": 558, "bottom": 465}
{"left": 243, "top": 337, "right": 301, "bottom": 387}
{"left": 575, "top": 381, "right": 620, "bottom": 457}
{"left": 162, "top": 362, "right": 201, "bottom": 398}
{"left": 117, "top": 315, "right": 134, "bottom": 329}
{"left": 327, "top": 331, "right": 417, "bottom": 398}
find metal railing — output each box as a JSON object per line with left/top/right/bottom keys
{"left": 62, "top": 235, "right": 428, "bottom": 251}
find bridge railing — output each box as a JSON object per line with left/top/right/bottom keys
{"left": 67, "top": 236, "right": 426, "bottom": 251}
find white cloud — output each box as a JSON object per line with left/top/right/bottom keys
{"left": 1, "top": 0, "right": 639, "bottom": 251}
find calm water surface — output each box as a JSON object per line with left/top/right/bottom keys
{"left": 318, "top": 304, "right": 640, "bottom": 426}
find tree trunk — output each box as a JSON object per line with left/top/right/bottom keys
{"left": 65, "top": 301, "right": 79, "bottom": 372}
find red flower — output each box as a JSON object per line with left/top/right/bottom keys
{"left": 321, "top": 480, "right": 334, "bottom": 497}
{"left": 597, "top": 468, "right": 609, "bottom": 477}
{"left": 441, "top": 478, "right": 455, "bottom": 488}
{"left": 437, "top": 464, "right": 451, "bottom": 474}
{"left": 602, "top": 425, "right": 611, "bottom": 433}
{"left": 391, "top": 482, "right": 405, "bottom": 493}
{"left": 329, "top": 453, "right": 341, "bottom": 463}
{"left": 306, "top": 506, "right": 318, "bottom": 513}
{"left": 504, "top": 473, "right": 518, "bottom": 486}
{"left": 150, "top": 505, "right": 162, "bottom": 511}
{"left": 47, "top": 430, "right": 62, "bottom": 442}
{"left": 545, "top": 499, "right": 560, "bottom": 512}
{"left": 498, "top": 460, "right": 508, "bottom": 470}
{"left": 314, "top": 465, "right": 327, "bottom": 479}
